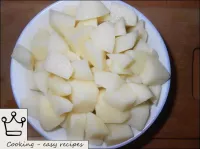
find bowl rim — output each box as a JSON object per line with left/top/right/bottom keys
{"left": 10, "top": 1, "right": 171, "bottom": 148}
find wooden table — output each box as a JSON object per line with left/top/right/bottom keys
{"left": 1, "top": 1, "right": 199, "bottom": 148}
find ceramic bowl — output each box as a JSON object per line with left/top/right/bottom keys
{"left": 10, "top": 1, "right": 171, "bottom": 148}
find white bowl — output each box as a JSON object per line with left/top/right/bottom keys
{"left": 10, "top": 1, "right": 171, "bottom": 148}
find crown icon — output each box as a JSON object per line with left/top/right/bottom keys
{"left": 1, "top": 111, "right": 26, "bottom": 136}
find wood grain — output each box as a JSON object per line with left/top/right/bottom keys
{"left": 0, "top": 1, "right": 199, "bottom": 149}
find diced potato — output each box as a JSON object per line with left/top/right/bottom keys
{"left": 27, "top": 70, "right": 38, "bottom": 91}
{"left": 63, "top": 5, "right": 77, "bottom": 17}
{"left": 104, "top": 84, "right": 137, "bottom": 111}
{"left": 124, "top": 49, "right": 135, "bottom": 58}
{"left": 140, "top": 30, "right": 148, "bottom": 42}
{"left": 31, "top": 29, "right": 50, "bottom": 61}
{"left": 44, "top": 52, "right": 73, "bottom": 80}
{"left": 72, "top": 60, "right": 93, "bottom": 80}
{"left": 127, "top": 20, "right": 145, "bottom": 33}
{"left": 48, "top": 32, "right": 70, "bottom": 55}
{"left": 66, "top": 113, "right": 86, "bottom": 140}
{"left": 107, "top": 53, "right": 133, "bottom": 69}
{"left": 48, "top": 32, "right": 81, "bottom": 61}
{"left": 140, "top": 56, "right": 170, "bottom": 85}
{"left": 85, "top": 112, "right": 109, "bottom": 146}
{"left": 69, "top": 80, "right": 99, "bottom": 112}
{"left": 77, "top": 18, "right": 98, "bottom": 28}
{"left": 127, "top": 102, "right": 150, "bottom": 131}
{"left": 60, "top": 117, "right": 67, "bottom": 129}
{"left": 48, "top": 93, "right": 73, "bottom": 116}
{"left": 98, "top": 14, "right": 111, "bottom": 23}
{"left": 129, "top": 51, "right": 149, "bottom": 75}
{"left": 35, "top": 61, "right": 45, "bottom": 72}
{"left": 49, "top": 10, "right": 75, "bottom": 36}
{"left": 128, "top": 83, "right": 153, "bottom": 105}
{"left": 76, "top": 1, "right": 109, "bottom": 20}
{"left": 11, "top": 44, "right": 34, "bottom": 70}
{"left": 95, "top": 90, "right": 130, "bottom": 123}
{"left": 127, "top": 20, "right": 148, "bottom": 42}
{"left": 106, "top": 59, "right": 132, "bottom": 75}
{"left": 105, "top": 124, "right": 133, "bottom": 146}
{"left": 94, "top": 71, "right": 125, "bottom": 91}
{"left": 39, "top": 96, "right": 65, "bottom": 131}
{"left": 84, "top": 40, "right": 106, "bottom": 70}
{"left": 126, "top": 75, "right": 142, "bottom": 84}
{"left": 48, "top": 75, "right": 71, "bottom": 96}
{"left": 149, "top": 85, "right": 162, "bottom": 104}
{"left": 67, "top": 26, "right": 95, "bottom": 56}
{"left": 20, "top": 91, "right": 43, "bottom": 119}
{"left": 114, "top": 17, "right": 126, "bottom": 36}
{"left": 133, "top": 39, "right": 151, "bottom": 52}
{"left": 114, "top": 31, "right": 138, "bottom": 53}
{"left": 90, "top": 22, "right": 115, "bottom": 53}
{"left": 110, "top": 2, "right": 137, "bottom": 26}
{"left": 65, "top": 50, "right": 81, "bottom": 61}
{"left": 33, "top": 71, "right": 49, "bottom": 93}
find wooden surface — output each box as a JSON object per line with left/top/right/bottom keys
{"left": 1, "top": 1, "right": 199, "bottom": 148}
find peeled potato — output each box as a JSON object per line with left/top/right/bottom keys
{"left": 66, "top": 113, "right": 86, "bottom": 140}
{"left": 20, "top": 91, "right": 43, "bottom": 119}
{"left": 128, "top": 83, "right": 153, "bottom": 106}
{"left": 127, "top": 20, "right": 148, "bottom": 42}
{"left": 67, "top": 26, "right": 95, "bottom": 56}
{"left": 72, "top": 60, "right": 93, "bottom": 80}
{"left": 140, "top": 56, "right": 170, "bottom": 85}
{"left": 127, "top": 20, "right": 145, "bottom": 33}
{"left": 85, "top": 112, "right": 109, "bottom": 146}
{"left": 49, "top": 10, "right": 75, "bottom": 36}
{"left": 11, "top": 44, "right": 34, "bottom": 70}
{"left": 65, "top": 50, "right": 81, "bottom": 61}
{"left": 114, "top": 31, "right": 138, "bottom": 53}
{"left": 106, "top": 59, "right": 132, "bottom": 75}
{"left": 35, "top": 61, "right": 45, "bottom": 72}
{"left": 48, "top": 32, "right": 81, "bottom": 61}
{"left": 126, "top": 75, "right": 142, "bottom": 84}
{"left": 39, "top": 96, "right": 65, "bottom": 131}
{"left": 129, "top": 51, "right": 150, "bottom": 75}
{"left": 27, "top": 70, "right": 38, "bottom": 91}
{"left": 105, "top": 124, "right": 133, "bottom": 146}
{"left": 133, "top": 39, "right": 152, "bottom": 52}
{"left": 77, "top": 18, "right": 98, "bottom": 28}
{"left": 84, "top": 39, "right": 106, "bottom": 70}
{"left": 48, "top": 75, "right": 71, "bottom": 96}
{"left": 94, "top": 71, "right": 125, "bottom": 91}
{"left": 63, "top": 5, "right": 77, "bottom": 17}
{"left": 44, "top": 52, "right": 73, "bottom": 80}
{"left": 33, "top": 71, "right": 49, "bottom": 93}
{"left": 48, "top": 93, "right": 73, "bottom": 116}
{"left": 76, "top": 1, "right": 109, "bottom": 20}
{"left": 60, "top": 117, "right": 68, "bottom": 129}
{"left": 127, "top": 102, "right": 150, "bottom": 131}
{"left": 110, "top": 2, "right": 137, "bottom": 26}
{"left": 31, "top": 29, "right": 50, "bottom": 61}
{"left": 48, "top": 32, "right": 70, "bottom": 55}
{"left": 149, "top": 85, "right": 162, "bottom": 104}
{"left": 98, "top": 14, "right": 111, "bottom": 23}
{"left": 90, "top": 22, "right": 115, "bottom": 53}
{"left": 104, "top": 84, "right": 137, "bottom": 111}
{"left": 114, "top": 17, "right": 126, "bottom": 36}
{"left": 107, "top": 53, "right": 133, "bottom": 69}
{"left": 70, "top": 80, "right": 99, "bottom": 112}
{"left": 95, "top": 90, "right": 130, "bottom": 123}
